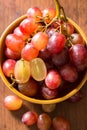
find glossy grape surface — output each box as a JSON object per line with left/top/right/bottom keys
{"left": 69, "top": 44, "right": 87, "bottom": 71}
{"left": 53, "top": 116, "right": 70, "bottom": 130}
{"left": 2, "top": 59, "right": 16, "bottom": 77}
{"left": 4, "top": 95, "right": 23, "bottom": 110}
{"left": 47, "top": 32, "right": 66, "bottom": 54}
{"left": 60, "top": 64, "right": 78, "bottom": 82}
{"left": 41, "top": 84, "right": 58, "bottom": 99}
{"left": 37, "top": 113, "right": 52, "bottom": 130}
{"left": 18, "top": 78, "right": 38, "bottom": 97}
{"left": 21, "top": 43, "right": 39, "bottom": 61}
{"left": 45, "top": 70, "right": 62, "bottom": 89}
{"left": 30, "top": 58, "right": 47, "bottom": 81}
{"left": 22, "top": 111, "right": 38, "bottom": 126}
{"left": 14, "top": 59, "right": 30, "bottom": 83}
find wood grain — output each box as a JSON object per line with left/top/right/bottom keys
{"left": 0, "top": 0, "right": 87, "bottom": 130}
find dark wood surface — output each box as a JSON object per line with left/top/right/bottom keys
{"left": 0, "top": 0, "right": 87, "bottom": 130}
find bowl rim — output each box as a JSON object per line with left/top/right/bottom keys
{"left": 0, "top": 15, "right": 87, "bottom": 104}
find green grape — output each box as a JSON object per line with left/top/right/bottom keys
{"left": 30, "top": 58, "right": 47, "bottom": 81}
{"left": 14, "top": 59, "right": 30, "bottom": 83}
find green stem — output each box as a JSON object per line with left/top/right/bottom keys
{"left": 54, "top": 0, "right": 60, "bottom": 18}
{"left": 61, "top": 7, "right": 67, "bottom": 21}
{"left": 54, "top": 0, "right": 67, "bottom": 21}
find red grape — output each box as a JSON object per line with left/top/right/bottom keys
{"left": 31, "top": 31, "right": 49, "bottom": 50}
{"left": 27, "top": 7, "right": 42, "bottom": 21}
{"left": 53, "top": 116, "right": 70, "bottom": 130}
{"left": 41, "top": 84, "right": 58, "bottom": 99}
{"left": 5, "top": 33, "right": 25, "bottom": 53}
{"left": 14, "top": 26, "right": 29, "bottom": 40}
{"left": 5, "top": 47, "right": 20, "bottom": 60}
{"left": 22, "top": 111, "right": 38, "bottom": 126}
{"left": 19, "top": 18, "right": 38, "bottom": 35}
{"left": 21, "top": 43, "right": 39, "bottom": 61}
{"left": 42, "top": 7, "right": 56, "bottom": 23}
{"left": 45, "top": 70, "right": 62, "bottom": 89}
{"left": 47, "top": 32, "right": 66, "bottom": 54}
{"left": 4, "top": 95, "right": 23, "bottom": 110}
{"left": 18, "top": 78, "right": 38, "bottom": 97}
{"left": 59, "top": 64, "right": 78, "bottom": 82}
{"left": 69, "top": 44, "right": 87, "bottom": 71}
{"left": 2, "top": 59, "right": 16, "bottom": 77}
{"left": 37, "top": 113, "right": 52, "bottom": 130}
{"left": 71, "top": 33, "right": 85, "bottom": 45}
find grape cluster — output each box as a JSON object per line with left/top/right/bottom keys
{"left": 2, "top": 6, "right": 87, "bottom": 100}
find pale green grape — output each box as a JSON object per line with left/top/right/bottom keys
{"left": 14, "top": 59, "right": 30, "bottom": 83}
{"left": 30, "top": 58, "right": 47, "bottom": 81}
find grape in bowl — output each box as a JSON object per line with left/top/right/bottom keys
{"left": 0, "top": 1, "right": 87, "bottom": 105}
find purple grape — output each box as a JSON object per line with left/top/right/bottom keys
{"left": 41, "top": 83, "right": 58, "bottom": 99}
{"left": 69, "top": 44, "right": 87, "bottom": 71}
{"left": 59, "top": 64, "right": 78, "bottom": 82}
{"left": 47, "top": 32, "right": 66, "bottom": 54}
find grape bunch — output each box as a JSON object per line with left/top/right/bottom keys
{"left": 2, "top": 3, "right": 87, "bottom": 100}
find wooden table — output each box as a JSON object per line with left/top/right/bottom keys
{"left": 0, "top": 0, "right": 87, "bottom": 130}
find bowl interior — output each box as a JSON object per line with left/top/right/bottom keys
{"left": 0, "top": 15, "right": 87, "bottom": 104}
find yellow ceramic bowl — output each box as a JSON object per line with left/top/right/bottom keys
{"left": 0, "top": 15, "right": 87, "bottom": 104}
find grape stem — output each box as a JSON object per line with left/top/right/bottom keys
{"left": 54, "top": 0, "right": 67, "bottom": 21}
{"left": 10, "top": 74, "right": 20, "bottom": 87}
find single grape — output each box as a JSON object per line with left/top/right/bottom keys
{"left": 53, "top": 116, "right": 70, "bottom": 130}
{"left": 18, "top": 78, "right": 38, "bottom": 97}
{"left": 2, "top": 59, "right": 16, "bottom": 77}
{"left": 45, "top": 70, "right": 62, "bottom": 89}
{"left": 41, "top": 84, "right": 58, "bottom": 100}
{"left": 21, "top": 43, "right": 39, "bottom": 61}
{"left": 37, "top": 113, "right": 52, "bottom": 130}
{"left": 14, "top": 59, "right": 30, "bottom": 83}
{"left": 5, "top": 47, "right": 20, "bottom": 60}
{"left": 22, "top": 111, "right": 38, "bottom": 126}
{"left": 59, "top": 64, "right": 78, "bottom": 82}
{"left": 52, "top": 47, "right": 69, "bottom": 67}
{"left": 5, "top": 33, "right": 25, "bottom": 53}
{"left": 30, "top": 58, "right": 47, "bottom": 81}
{"left": 71, "top": 33, "right": 85, "bottom": 45}
{"left": 4, "top": 95, "right": 23, "bottom": 110}
{"left": 42, "top": 7, "right": 56, "bottom": 23}
{"left": 31, "top": 32, "right": 49, "bottom": 51}
{"left": 42, "top": 104, "right": 56, "bottom": 113}
{"left": 14, "top": 26, "right": 29, "bottom": 40}
{"left": 27, "top": 7, "right": 42, "bottom": 21}
{"left": 47, "top": 32, "right": 66, "bottom": 54}
{"left": 69, "top": 44, "right": 87, "bottom": 71}
{"left": 19, "top": 18, "right": 38, "bottom": 35}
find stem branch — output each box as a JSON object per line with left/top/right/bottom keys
{"left": 54, "top": 0, "right": 67, "bottom": 21}
{"left": 54, "top": 0, "right": 60, "bottom": 18}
